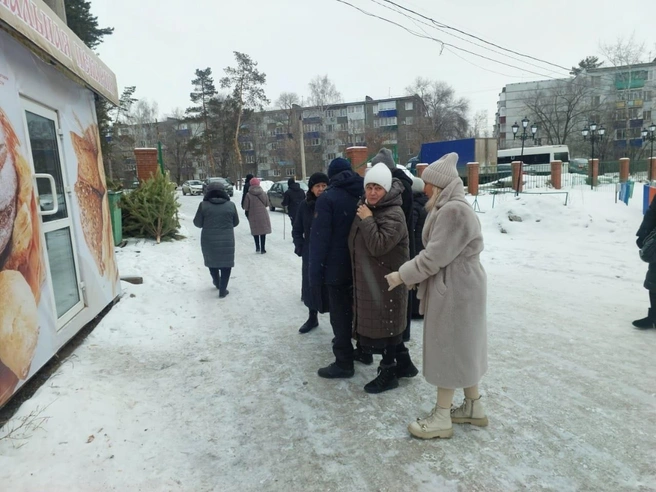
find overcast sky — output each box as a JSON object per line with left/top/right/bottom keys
{"left": 92, "top": 0, "right": 655, "bottom": 127}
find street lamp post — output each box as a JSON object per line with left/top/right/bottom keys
{"left": 511, "top": 116, "right": 538, "bottom": 196}
{"left": 581, "top": 121, "right": 605, "bottom": 190}
{"left": 641, "top": 122, "right": 656, "bottom": 182}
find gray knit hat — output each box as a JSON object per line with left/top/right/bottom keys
{"left": 370, "top": 148, "right": 395, "bottom": 170}
{"left": 421, "top": 153, "right": 460, "bottom": 189}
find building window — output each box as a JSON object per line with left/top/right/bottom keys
{"left": 327, "top": 153, "right": 336, "bottom": 160}
{"left": 404, "top": 116, "right": 414, "bottom": 125}
{"left": 307, "top": 138, "right": 321, "bottom": 146}
{"left": 272, "top": 169, "right": 281, "bottom": 177}
{"left": 616, "top": 129, "right": 626, "bottom": 140}
{"left": 591, "top": 76, "right": 601, "bottom": 87}
{"left": 275, "top": 126, "right": 284, "bottom": 135}
{"left": 326, "top": 110, "right": 335, "bottom": 117}
{"left": 405, "top": 101, "right": 414, "bottom": 111}
{"left": 644, "top": 110, "right": 652, "bottom": 121}
{"left": 377, "top": 101, "right": 396, "bottom": 112}
{"left": 592, "top": 96, "right": 600, "bottom": 106}
{"left": 326, "top": 139, "right": 336, "bottom": 146}
{"left": 326, "top": 124, "right": 335, "bottom": 132}
{"left": 285, "top": 168, "right": 295, "bottom": 177}
{"left": 628, "top": 108, "right": 640, "bottom": 119}
{"left": 375, "top": 116, "right": 398, "bottom": 128}
{"left": 645, "top": 91, "right": 653, "bottom": 102}
{"left": 245, "top": 154, "right": 256, "bottom": 164}
{"left": 340, "top": 108, "right": 347, "bottom": 116}
{"left": 303, "top": 123, "right": 320, "bottom": 132}
{"left": 241, "top": 141, "right": 253, "bottom": 151}
{"left": 348, "top": 105, "right": 364, "bottom": 114}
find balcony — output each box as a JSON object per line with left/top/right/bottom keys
{"left": 378, "top": 109, "right": 397, "bottom": 118}
{"left": 630, "top": 119, "right": 644, "bottom": 128}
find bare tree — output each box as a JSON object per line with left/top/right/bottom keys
{"left": 405, "top": 78, "right": 470, "bottom": 141}
{"left": 308, "top": 75, "right": 342, "bottom": 111}
{"left": 470, "top": 110, "right": 490, "bottom": 138}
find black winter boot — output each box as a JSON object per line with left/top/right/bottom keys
{"left": 318, "top": 362, "right": 354, "bottom": 379}
{"left": 219, "top": 289, "right": 229, "bottom": 298}
{"left": 353, "top": 346, "right": 373, "bottom": 365}
{"left": 633, "top": 308, "right": 656, "bottom": 329}
{"left": 299, "top": 310, "right": 319, "bottom": 334}
{"left": 396, "top": 348, "right": 419, "bottom": 378}
{"left": 364, "top": 364, "right": 399, "bottom": 394}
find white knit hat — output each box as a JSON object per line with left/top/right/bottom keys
{"left": 411, "top": 176, "right": 425, "bottom": 193}
{"left": 421, "top": 152, "right": 460, "bottom": 188}
{"left": 364, "top": 163, "right": 392, "bottom": 192}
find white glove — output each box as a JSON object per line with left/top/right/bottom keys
{"left": 385, "top": 272, "right": 404, "bottom": 291}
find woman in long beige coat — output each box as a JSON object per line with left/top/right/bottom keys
{"left": 242, "top": 177, "right": 272, "bottom": 254}
{"left": 386, "top": 152, "right": 487, "bottom": 440}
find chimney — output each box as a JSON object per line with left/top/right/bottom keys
{"left": 43, "top": 0, "right": 67, "bottom": 24}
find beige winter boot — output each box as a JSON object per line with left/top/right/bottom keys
{"left": 408, "top": 406, "right": 453, "bottom": 439}
{"left": 450, "top": 396, "right": 488, "bottom": 427}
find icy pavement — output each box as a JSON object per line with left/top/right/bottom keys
{"left": 0, "top": 188, "right": 655, "bottom": 491}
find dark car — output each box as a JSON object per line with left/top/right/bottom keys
{"left": 202, "top": 177, "right": 234, "bottom": 197}
{"left": 267, "top": 180, "right": 308, "bottom": 212}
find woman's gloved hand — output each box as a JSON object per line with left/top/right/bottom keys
{"left": 385, "top": 271, "right": 404, "bottom": 291}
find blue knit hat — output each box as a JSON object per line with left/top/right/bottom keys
{"left": 328, "top": 157, "right": 351, "bottom": 179}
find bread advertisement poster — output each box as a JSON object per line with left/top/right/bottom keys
{"left": 0, "top": 34, "right": 120, "bottom": 407}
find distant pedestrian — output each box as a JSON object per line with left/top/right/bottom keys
{"left": 241, "top": 173, "right": 254, "bottom": 213}
{"left": 386, "top": 152, "right": 488, "bottom": 439}
{"left": 310, "top": 158, "right": 364, "bottom": 378}
{"left": 282, "top": 178, "right": 306, "bottom": 228}
{"left": 193, "top": 182, "right": 239, "bottom": 298}
{"left": 633, "top": 194, "right": 656, "bottom": 329}
{"left": 349, "top": 163, "right": 417, "bottom": 393}
{"left": 410, "top": 176, "right": 428, "bottom": 319}
{"left": 243, "top": 177, "right": 272, "bottom": 254}
{"left": 371, "top": 148, "right": 415, "bottom": 341}
{"left": 292, "top": 172, "right": 330, "bottom": 334}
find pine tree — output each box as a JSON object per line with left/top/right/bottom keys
{"left": 187, "top": 68, "right": 218, "bottom": 174}
{"left": 120, "top": 172, "right": 180, "bottom": 243}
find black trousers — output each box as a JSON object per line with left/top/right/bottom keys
{"left": 209, "top": 267, "right": 231, "bottom": 292}
{"left": 328, "top": 284, "right": 354, "bottom": 367}
{"left": 650, "top": 290, "right": 656, "bottom": 309}
{"left": 253, "top": 235, "right": 266, "bottom": 251}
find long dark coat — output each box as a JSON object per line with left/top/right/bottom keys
{"left": 292, "top": 194, "right": 330, "bottom": 313}
{"left": 309, "top": 170, "right": 364, "bottom": 287}
{"left": 637, "top": 195, "right": 656, "bottom": 290}
{"left": 193, "top": 189, "right": 239, "bottom": 268}
{"left": 282, "top": 182, "right": 306, "bottom": 221}
{"left": 243, "top": 186, "right": 272, "bottom": 236}
{"left": 410, "top": 191, "right": 429, "bottom": 317}
{"left": 348, "top": 179, "right": 409, "bottom": 348}
{"left": 392, "top": 168, "right": 415, "bottom": 257}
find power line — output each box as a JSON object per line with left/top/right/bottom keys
{"left": 334, "top": 0, "right": 564, "bottom": 80}
{"left": 369, "top": 0, "right": 568, "bottom": 78}
{"left": 378, "top": 0, "right": 571, "bottom": 73}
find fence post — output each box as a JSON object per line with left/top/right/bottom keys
{"left": 467, "top": 162, "right": 479, "bottom": 195}
{"left": 619, "top": 157, "right": 630, "bottom": 183}
{"left": 589, "top": 158, "right": 599, "bottom": 187}
{"left": 512, "top": 161, "right": 523, "bottom": 192}
{"left": 649, "top": 157, "right": 656, "bottom": 183}
{"left": 550, "top": 160, "right": 562, "bottom": 189}
{"left": 416, "top": 163, "right": 428, "bottom": 178}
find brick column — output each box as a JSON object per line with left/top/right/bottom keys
{"left": 550, "top": 160, "right": 562, "bottom": 189}
{"left": 416, "top": 163, "right": 428, "bottom": 177}
{"left": 512, "top": 161, "right": 523, "bottom": 192}
{"left": 467, "top": 162, "right": 480, "bottom": 195}
{"left": 589, "top": 158, "right": 599, "bottom": 187}
{"left": 619, "top": 157, "right": 630, "bottom": 183}
{"left": 649, "top": 157, "right": 656, "bottom": 182}
{"left": 134, "top": 148, "right": 159, "bottom": 181}
{"left": 345, "top": 146, "right": 369, "bottom": 177}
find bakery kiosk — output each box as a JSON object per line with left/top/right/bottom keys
{"left": 0, "top": 1, "right": 121, "bottom": 407}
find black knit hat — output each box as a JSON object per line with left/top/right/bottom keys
{"left": 308, "top": 172, "right": 329, "bottom": 189}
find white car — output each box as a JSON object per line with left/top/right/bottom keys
{"left": 182, "top": 180, "right": 204, "bottom": 196}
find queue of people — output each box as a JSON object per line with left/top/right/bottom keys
{"left": 193, "top": 149, "right": 489, "bottom": 440}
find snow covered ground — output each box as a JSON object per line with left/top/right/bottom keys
{"left": 1, "top": 185, "right": 655, "bottom": 491}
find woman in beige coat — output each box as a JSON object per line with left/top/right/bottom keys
{"left": 386, "top": 152, "right": 488, "bottom": 439}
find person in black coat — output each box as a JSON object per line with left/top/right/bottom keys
{"left": 193, "top": 183, "right": 239, "bottom": 298}
{"left": 634, "top": 195, "right": 656, "bottom": 329}
{"left": 241, "top": 173, "right": 254, "bottom": 213}
{"left": 410, "top": 176, "right": 429, "bottom": 319}
{"left": 371, "top": 148, "right": 415, "bottom": 341}
{"left": 292, "top": 172, "right": 330, "bottom": 333}
{"left": 282, "top": 178, "right": 306, "bottom": 227}
{"left": 310, "top": 158, "right": 364, "bottom": 378}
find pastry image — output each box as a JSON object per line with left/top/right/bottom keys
{"left": 0, "top": 359, "right": 19, "bottom": 407}
{"left": 0, "top": 108, "right": 44, "bottom": 301}
{"left": 72, "top": 121, "right": 117, "bottom": 286}
{"left": 0, "top": 270, "right": 39, "bottom": 380}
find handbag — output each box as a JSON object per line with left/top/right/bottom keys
{"left": 639, "top": 228, "right": 656, "bottom": 263}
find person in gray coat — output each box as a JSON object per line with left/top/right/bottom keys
{"left": 193, "top": 182, "right": 239, "bottom": 298}
{"left": 387, "top": 152, "right": 488, "bottom": 440}
{"left": 242, "top": 177, "right": 272, "bottom": 253}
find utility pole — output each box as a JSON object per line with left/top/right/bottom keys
{"left": 294, "top": 104, "right": 307, "bottom": 181}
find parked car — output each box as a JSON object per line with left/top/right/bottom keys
{"left": 569, "top": 158, "right": 589, "bottom": 175}
{"left": 202, "top": 177, "right": 234, "bottom": 197}
{"left": 267, "top": 180, "right": 308, "bottom": 212}
{"left": 182, "top": 180, "right": 204, "bottom": 196}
